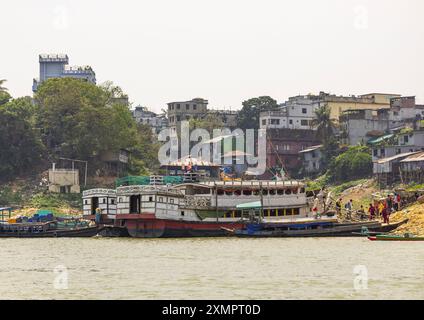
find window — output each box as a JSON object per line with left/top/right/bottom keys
{"left": 103, "top": 198, "right": 106, "bottom": 204}
{"left": 373, "top": 149, "right": 378, "bottom": 156}
{"left": 262, "top": 119, "right": 266, "bottom": 125}
{"left": 181, "top": 211, "right": 185, "bottom": 216}
{"left": 193, "top": 104, "right": 197, "bottom": 110}
{"left": 177, "top": 115, "right": 181, "bottom": 121}
{"left": 176, "top": 104, "right": 180, "bottom": 109}
{"left": 84, "top": 200, "right": 88, "bottom": 205}
{"left": 301, "top": 120, "right": 308, "bottom": 126}
{"left": 289, "top": 120, "right": 293, "bottom": 125}
{"left": 186, "top": 104, "right": 189, "bottom": 110}
{"left": 302, "top": 108, "right": 307, "bottom": 114}
{"left": 149, "top": 196, "right": 153, "bottom": 202}
{"left": 111, "top": 199, "right": 115, "bottom": 205}
{"left": 404, "top": 135, "right": 409, "bottom": 143}
{"left": 270, "top": 119, "right": 280, "bottom": 125}
{"left": 159, "top": 197, "right": 163, "bottom": 202}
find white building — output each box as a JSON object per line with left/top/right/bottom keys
{"left": 260, "top": 95, "right": 320, "bottom": 130}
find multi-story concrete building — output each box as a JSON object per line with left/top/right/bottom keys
{"left": 260, "top": 92, "right": 400, "bottom": 131}
{"left": 260, "top": 95, "right": 320, "bottom": 130}
{"left": 323, "top": 92, "right": 400, "bottom": 121}
{"left": 264, "top": 128, "right": 321, "bottom": 177}
{"left": 32, "top": 54, "right": 96, "bottom": 92}
{"left": 167, "top": 98, "right": 238, "bottom": 133}
{"left": 132, "top": 105, "right": 168, "bottom": 134}
{"left": 167, "top": 98, "right": 208, "bottom": 133}
{"left": 340, "top": 96, "right": 424, "bottom": 145}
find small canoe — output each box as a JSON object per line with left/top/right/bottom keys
{"left": 368, "top": 234, "right": 424, "bottom": 241}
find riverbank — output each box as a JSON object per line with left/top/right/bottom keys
{"left": 391, "top": 203, "right": 424, "bottom": 236}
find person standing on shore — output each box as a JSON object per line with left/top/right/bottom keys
{"left": 335, "top": 198, "right": 342, "bottom": 217}
{"left": 368, "top": 204, "right": 376, "bottom": 220}
{"left": 345, "top": 199, "right": 353, "bottom": 220}
{"left": 382, "top": 203, "right": 390, "bottom": 224}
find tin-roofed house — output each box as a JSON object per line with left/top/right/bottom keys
{"left": 373, "top": 152, "right": 420, "bottom": 187}
{"left": 299, "top": 145, "right": 323, "bottom": 176}
{"left": 400, "top": 152, "right": 424, "bottom": 184}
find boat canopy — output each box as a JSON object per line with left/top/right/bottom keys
{"left": 236, "top": 201, "right": 262, "bottom": 209}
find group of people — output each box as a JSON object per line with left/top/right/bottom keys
{"left": 368, "top": 193, "right": 401, "bottom": 224}
{"left": 335, "top": 193, "right": 402, "bottom": 224}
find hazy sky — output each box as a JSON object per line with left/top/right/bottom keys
{"left": 1, "top": 0, "right": 423, "bottom": 112}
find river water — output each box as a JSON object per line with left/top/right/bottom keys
{"left": 0, "top": 237, "right": 423, "bottom": 300}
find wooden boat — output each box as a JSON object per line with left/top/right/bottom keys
{"left": 368, "top": 234, "right": 424, "bottom": 241}
{"left": 0, "top": 221, "right": 102, "bottom": 238}
{"left": 229, "top": 219, "right": 407, "bottom": 238}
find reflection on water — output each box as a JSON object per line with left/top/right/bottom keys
{"left": 0, "top": 237, "right": 423, "bottom": 299}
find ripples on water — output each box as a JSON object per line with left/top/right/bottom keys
{"left": 0, "top": 238, "right": 423, "bottom": 299}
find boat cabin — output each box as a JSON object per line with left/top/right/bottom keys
{"left": 116, "top": 185, "right": 201, "bottom": 221}
{"left": 82, "top": 189, "right": 117, "bottom": 219}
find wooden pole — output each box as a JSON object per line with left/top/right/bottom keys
{"left": 215, "top": 182, "right": 218, "bottom": 222}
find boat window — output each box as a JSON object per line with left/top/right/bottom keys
{"left": 285, "top": 189, "right": 292, "bottom": 195}
{"left": 149, "top": 196, "right": 153, "bottom": 202}
{"left": 103, "top": 198, "right": 106, "bottom": 204}
{"left": 253, "top": 190, "right": 260, "bottom": 196}
{"left": 170, "top": 198, "right": 174, "bottom": 204}
{"left": 293, "top": 208, "right": 300, "bottom": 215}
{"left": 269, "top": 189, "right": 276, "bottom": 196}
{"left": 243, "top": 189, "right": 252, "bottom": 196}
{"left": 262, "top": 189, "right": 268, "bottom": 196}
{"left": 270, "top": 209, "right": 277, "bottom": 217}
{"left": 277, "top": 189, "right": 284, "bottom": 195}
{"left": 300, "top": 187, "right": 305, "bottom": 193}
{"left": 84, "top": 200, "right": 88, "bottom": 205}
{"left": 225, "top": 190, "right": 233, "bottom": 196}
{"left": 111, "top": 199, "right": 115, "bottom": 205}
{"left": 217, "top": 189, "right": 224, "bottom": 196}
{"left": 292, "top": 188, "right": 298, "bottom": 195}
{"left": 234, "top": 190, "right": 241, "bottom": 196}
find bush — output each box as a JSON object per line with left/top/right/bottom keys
{"left": 329, "top": 146, "right": 372, "bottom": 182}
{"left": 0, "top": 186, "right": 22, "bottom": 206}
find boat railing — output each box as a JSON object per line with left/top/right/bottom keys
{"left": 116, "top": 184, "right": 183, "bottom": 196}
{"left": 83, "top": 188, "right": 116, "bottom": 197}
{"left": 181, "top": 195, "right": 212, "bottom": 208}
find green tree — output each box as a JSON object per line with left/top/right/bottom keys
{"left": 311, "top": 104, "right": 339, "bottom": 169}
{"left": 129, "top": 124, "right": 161, "bottom": 175}
{"left": 189, "top": 113, "right": 225, "bottom": 133}
{"left": 329, "top": 146, "right": 372, "bottom": 181}
{"left": 311, "top": 104, "right": 335, "bottom": 143}
{"left": 35, "top": 78, "right": 138, "bottom": 170}
{"left": 0, "top": 97, "right": 45, "bottom": 180}
{"left": 237, "top": 96, "right": 279, "bottom": 130}
{"left": 0, "top": 79, "right": 11, "bottom": 105}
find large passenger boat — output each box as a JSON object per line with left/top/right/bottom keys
{"left": 83, "top": 180, "right": 326, "bottom": 238}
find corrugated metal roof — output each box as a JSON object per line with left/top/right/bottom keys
{"left": 376, "top": 152, "right": 420, "bottom": 164}
{"left": 299, "top": 145, "right": 323, "bottom": 154}
{"left": 400, "top": 151, "right": 424, "bottom": 163}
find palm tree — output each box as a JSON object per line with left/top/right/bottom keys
{"left": 311, "top": 104, "right": 336, "bottom": 143}
{"left": 0, "top": 79, "right": 8, "bottom": 93}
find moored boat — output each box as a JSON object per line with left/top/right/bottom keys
{"left": 83, "top": 180, "right": 318, "bottom": 238}
{"left": 368, "top": 233, "right": 424, "bottom": 241}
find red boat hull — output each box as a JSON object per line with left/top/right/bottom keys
{"left": 116, "top": 214, "right": 244, "bottom": 238}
